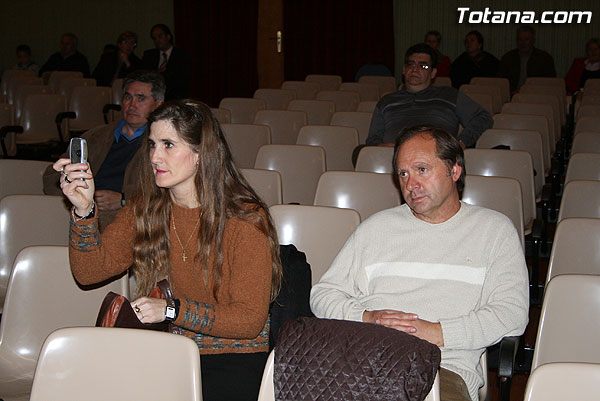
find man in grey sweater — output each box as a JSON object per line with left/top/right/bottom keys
{"left": 311, "top": 126, "right": 529, "bottom": 401}
{"left": 366, "top": 44, "right": 492, "bottom": 148}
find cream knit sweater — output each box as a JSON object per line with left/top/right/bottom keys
{"left": 311, "top": 202, "right": 529, "bottom": 401}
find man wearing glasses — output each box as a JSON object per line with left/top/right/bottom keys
{"left": 367, "top": 43, "right": 492, "bottom": 148}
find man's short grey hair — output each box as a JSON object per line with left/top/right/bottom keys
{"left": 122, "top": 70, "right": 166, "bottom": 100}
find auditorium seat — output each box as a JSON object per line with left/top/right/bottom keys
{"left": 358, "top": 75, "right": 397, "bottom": 97}
{"left": 564, "top": 152, "right": 600, "bottom": 183}
{"left": 57, "top": 77, "right": 96, "bottom": 101}
{"left": 31, "top": 327, "right": 201, "bottom": 401}
{"left": 13, "top": 84, "right": 54, "bottom": 121}
{"left": 471, "top": 77, "right": 510, "bottom": 104}
{"left": 240, "top": 168, "right": 283, "bottom": 206}
{"left": 296, "top": 125, "right": 358, "bottom": 171}
{"left": 62, "top": 86, "right": 112, "bottom": 134}
{"left": 339, "top": 82, "right": 379, "bottom": 101}
{"left": 570, "top": 132, "right": 600, "bottom": 155}
{"left": 0, "top": 195, "right": 70, "bottom": 312}
{"left": 316, "top": 90, "right": 360, "bottom": 112}
{"left": 330, "top": 111, "right": 373, "bottom": 144}
{"left": 219, "top": 97, "right": 266, "bottom": 124}
{"left": 531, "top": 275, "right": 600, "bottom": 371}
{"left": 0, "top": 246, "right": 128, "bottom": 400}
{"left": 476, "top": 128, "right": 545, "bottom": 198}
{"left": 502, "top": 102, "right": 557, "bottom": 149}
{"left": 254, "top": 110, "right": 307, "bottom": 145}
{"left": 574, "top": 116, "right": 600, "bottom": 136}
{"left": 269, "top": 204, "right": 360, "bottom": 285}
{"left": 313, "top": 171, "right": 401, "bottom": 220}
{"left": 210, "top": 107, "right": 231, "bottom": 124}
{"left": 305, "top": 74, "right": 342, "bottom": 91}
{"left": 493, "top": 113, "right": 551, "bottom": 174}
{"left": 254, "top": 88, "right": 296, "bottom": 110}
{"left": 288, "top": 99, "right": 335, "bottom": 125}
{"left": 255, "top": 144, "right": 326, "bottom": 204}
{"left": 357, "top": 100, "right": 377, "bottom": 112}
{"left": 460, "top": 84, "right": 503, "bottom": 114}
{"left": 463, "top": 92, "right": 494, "bottom": 115}
{"left": 546, "top": 218, "right": 600, "bottom": 284}
{"left": 281, "top": 81, "right": 320, "bottom": 100}
{"left": 355, "top": 146, "right": 395, "bottom": 173}
{"left": 47, "top": 71, "right": 84, "bottom": 91}
{"left": 221, "top": 123, "right": 271, "bottom": 168}
{"left": 462, "top": 174, "right": 525, "bottom": 249}
{"left": 557, "top": 180, "right": 600, "bottom": 223}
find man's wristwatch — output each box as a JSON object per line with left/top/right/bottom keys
{"left": 165, "top": 298, "right": 180, "bottom": 322}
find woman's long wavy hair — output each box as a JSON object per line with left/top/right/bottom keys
{"left": 131, "top": 100, "right": 282, "bottom": 301}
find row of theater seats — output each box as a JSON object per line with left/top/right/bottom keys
{"left": 1, "top": 75, "right": 599, "bottom": 399}
{"left": 0, "top": 69, "right": 123, "bottom": 157}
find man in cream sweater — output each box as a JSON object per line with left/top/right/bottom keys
{"left": 310, "top": 125, "right": 529, "bottom": 401}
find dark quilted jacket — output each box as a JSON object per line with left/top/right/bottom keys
{"left": 274, "top": 317, "right": 441, "bottom": 401}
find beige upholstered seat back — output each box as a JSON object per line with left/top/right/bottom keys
{"left": 255, "top": 144, "right": 325, "bottom": 204}
{"left": 254, "top": 110, "right": 307, "bottom": 145}
{"left": 287, "top": 99, "right": 335, "bottom": 125}
{"left": 532, "top": 275, "right": 600, "bottom": 370}
{"left": 30, "top": 327, "right": 200, "bottom": 401}
{"left": 219, "top": 97, "right": 266, "bottom": 124}
{"left": 314, "top": 171, "right": 401, "bottom": 221}
{"left": 270, "top": 204, "right": 360, "bottom": 285}
{"left": 240, "top": 168, "right": 283, "bottom": 207}
{"left": 355, "top": 146, "right": 395, "bottom": 174}
{"left": 0, "top": 246, "right": 128, "bottom": 400}
{"left": 222, "top": 123, "right": 271, "bottom": 168}
{"left": 296, "top": 125, "right": 359, "bottom": 171}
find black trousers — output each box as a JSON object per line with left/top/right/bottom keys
{"left": 201, "top": 352, "right": 269, "bottom": 401}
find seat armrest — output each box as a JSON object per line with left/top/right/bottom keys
{"left": 55, "top": 112, "right": 76, "bottom": 143}
{"left": 498, "top": 336, "right": 519, "bottom": 378}
{"left": 531, "top": 218, "right": 544, "bottom": 240}
{"left": 0, "top": 125, "right": 24, "bottom": 139}
{"left": 102, "top": 104, "right": 122, "bottom": 124}
{"left": 55, "top": 111, "right": 77, "bottom": 125}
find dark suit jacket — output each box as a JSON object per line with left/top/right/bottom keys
{"left": 142, "top": 47, "right": 191, "bottom": 100}
{"left": 498, "top": 47, "right": 556, "bottom": 92}
{"left": 93, "top": 51, "right": 142, "bottom": 87}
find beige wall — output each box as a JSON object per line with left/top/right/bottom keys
{"left": 0, "top": 0, "right": 174, "bottom": 76}
{"left": 394, "top": 0, "right": 600, "bottom": 79}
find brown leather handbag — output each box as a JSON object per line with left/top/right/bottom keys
{"left": 95, "top": 279, "right": 174, "bottom": 332}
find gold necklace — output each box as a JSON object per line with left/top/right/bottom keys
{"left": 172, "top": 215, "right": 201, "bottom": 262}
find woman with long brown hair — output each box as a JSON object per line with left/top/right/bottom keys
{"left": 54, "top": 100, "right": 282, "bottom": 401}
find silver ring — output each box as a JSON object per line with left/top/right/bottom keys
{"left": 134, "top": 305, "right": 141, "bottom": 313}
{"left": 65, "top": 176, "right": 72, "bottom": 183}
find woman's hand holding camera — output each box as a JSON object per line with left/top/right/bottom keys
{"left": 53, "top": 158, "right": 95, "bottom": 216}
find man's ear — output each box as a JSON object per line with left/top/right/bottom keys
{"left": 451, "top": 163, "right": 462, "bottom": 182}
{"left": 430, "top": 67, "right": 437, "bottom": 81}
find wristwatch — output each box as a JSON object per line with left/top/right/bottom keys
{"left": 165, "top": 298, "right": 179, "bottom": 322}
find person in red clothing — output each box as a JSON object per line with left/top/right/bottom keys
{"left": 53, "top": 100, "right": 282, "bottom": 401}
{"left": 425, "top": 30, "right": 451, "bottom": 77}
{"left": 565, "top": 38, "right": 600, "bottom": 95}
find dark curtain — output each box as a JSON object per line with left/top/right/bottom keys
{"left": 283, "top": 0, "right": 395, "bottom": 82}
{"left": 174, "top": 0, "right": 259, "bottom": 107}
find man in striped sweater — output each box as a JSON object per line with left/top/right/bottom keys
{"left": 311, "top": 125, "right": 529, "bottom": 401}
{"left": 366, "top": 44, "right": 492, "bottom": 148}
